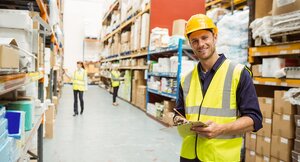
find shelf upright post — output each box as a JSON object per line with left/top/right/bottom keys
{"left": 37, "top": 123, "right": 43, "bottom": 162}
{"left": 177, "top": 39, "right": 183, "bottom": 99}
{"left": 146, "top": 47, "right": 150, "bottom": 112}
{"left": 53, "top": 70, "right": 58, "bottom": 96}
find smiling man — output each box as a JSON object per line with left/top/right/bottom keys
{"left": 173, "top": 14, "right": 262, "bottom": 162}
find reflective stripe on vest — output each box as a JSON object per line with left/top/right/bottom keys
{"left": 180, "top": 59, "right": 245, "bottom": 161}
{"left": 73, "top": 70, "right": 86, "bottom": 91}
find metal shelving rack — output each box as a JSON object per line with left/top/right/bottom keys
{"left": 146, "top": 39, "right": 194, "bottom": 123}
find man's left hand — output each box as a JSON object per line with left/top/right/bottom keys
{"left": 190, "top": 121, "right": 225, "bottom": 139}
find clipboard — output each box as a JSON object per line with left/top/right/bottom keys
{"left": 177, "top": 121, "right": 207, "bottom": 138}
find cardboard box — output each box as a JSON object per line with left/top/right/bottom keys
{"left": 245, "top": 132, "right": 257, "bottom": 151}
{"left": 274, "top": 90, "right": 296, "bottom": 115}
{"left": 0, "top": 9, "right": 33, "bottom": 30}
{"left": 256, "top": 155, "right": 271, "bottom": 162}
{"left": 121, "top": 31, "right": 130, "bottom": 43}
{"left": 256, "top": 135, "right": 271, "bottom": 156}
{"left": 137, "top": 58, "right": 146, "bottom": 66}
{"left": 272, "top": 0, "right": 300, "bottom": 16}
{"left": 262, "top": 58, "right": 285, "bottom": 78}
{"left": 295, "top": 115, "right": 300, "bottom": 128}
{"left": 258, "top": 97, "right": 273, "bottom": 118}
{"left": 162, "top": 112, "right": 174, "bottom": 126}
{"left": 296, "top": 127, "right": 300, "bottom": 140}
{"left": 52, "top": 96, "right": 58, "bottom": 105}
{"left": 255, "top": 0, "right": 273, "bottom": 18}
{"left": 270, "top": 157, "right": 287, "bottom": 162}
{"left": 0, "top": 28, "right": 32, "bottom": 53}
{"left": 257, "top": 118, "right": 272, "bottom": 137}
{"left": 292, "top": 150, "right": 300, "bottom": 162}
{"left": 137, "top": 85, "right": 147, "bottom": 95}
{"left": 295, "top": 139, "right": 300, "bottom": 152}
{"left": 45, "top": 104, "right": 55, "bottom": 123}
{"left": 172, "top": 19, "right": 186, "bottom": 36}
{"left": 45, "top": 122, "right": 54, "bottom": 139}
{"left": 141, "top": 13, "right": 150, "bottom": 48}
{"left": 245, "top": 149, "right": 256, "bottom": 162}
{"left": 252, "top": 64, "right": 262, "bottom": 77}
{"left": 272, "top": 113, "right": 295, "bottom": 138}
{"left": 132, "top": 79, "right": 138, "bottom": 104}
{"left": 134, "top": 70, "right": 144, "bottom": 80}
{"left": 271, "top": 135, "right": 293, "bottom": 162}
{"left": 163, "top": 100, "right": 176, "bottom": 112}
{"left": 0, "top": 38, "right": 19, "bottom": 69}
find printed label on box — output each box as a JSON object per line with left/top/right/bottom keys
{"left": 265, "top": 118, "right": 272, "bottom": 124}
{"left": 283, "top": 115, "right": 290, "bottom": 121}
{"left": 281, "top": 82, "right": 288, "bottom": 86}
{"left": 264, "top": 137, "right": 271, "bottom": 143}
{"left": 280, "top": 137, "right": 288, "bottom": 144}
{"left": 250, "top": 151, "right": 255, "bottom": 156}
{"left": 251, "top": 134, "right": 256, "bottom": 139}
{"left": 276, "top": 0, "right": 296, "bottom": 8}
{"left": 264, "top": 156, "right": 270, "bottom": 162}
{"left": 266, "top": 98, "right": 272, "bottom": 104}
{"left": 292, "top": 50, "right": 300, "bottom": 54}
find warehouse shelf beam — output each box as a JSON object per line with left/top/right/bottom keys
{"left": 0, "top": 72, "right": 43, "bottom": 96}
{"left": 148, "top": 72, "right": 177, "bottom": 78}
{"left": 101, "top": 3, "right": 150, "bottom": 43}
{"left": 101, "top": 49, "right": 149, "bottom": 62}
{"left": 253, "top": 77, "right": 300, "bottom": 87}
{"left": 248, "top": 42, "right": 300, "bottom": 63}
{"left": 102, "top": 0, "right": 119, "bottom": 23}
{"left": 148, "top": 88, "right": 177, "bottom": 99}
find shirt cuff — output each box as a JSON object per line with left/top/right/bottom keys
{"left": 244, "top": 114, "right": 263, "bottom": 132}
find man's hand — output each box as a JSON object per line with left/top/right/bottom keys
{"left": 173, "top": 116, "right": 189, "bottom": 126}
{"left": 190, "top": 120, "right": 225, "bottom": 139}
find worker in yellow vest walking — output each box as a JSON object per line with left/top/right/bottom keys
{"left": 111, "top": 66, "right": 123, "bottom": 106}
{"left": 173, "top": 14, "right": 262, "bottom": 162}
{"left": 72, "top": 61, "right": 88, "bottom": 116}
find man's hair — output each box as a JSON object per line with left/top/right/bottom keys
{"left": 77, "top": 61, "right": 85, "bottom": 69}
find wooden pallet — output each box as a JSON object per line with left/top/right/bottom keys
{"left": 270, "top": 30, "right": 300, "bottom": 45}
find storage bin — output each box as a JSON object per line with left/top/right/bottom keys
{"left": 7, "top": 101, "right": 33, "bottom": 131}
{"left": 0, "top": 118, "right": 7, "bottom": 135}
{"left": 5, "top": 111, "right": 24, "bottom": 139}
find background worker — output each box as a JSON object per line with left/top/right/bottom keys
{"left": 110, "top": 66, "right": 123, "bottom": 106}
{"left": 65, "top": 61, "right": 88, "bottom": 116}
{"left": 173, "top": 14, "right": 262, "bottom": 162}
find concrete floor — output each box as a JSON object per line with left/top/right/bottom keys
{"left": 44, "top": 85, "right": 182, "bottom": 162}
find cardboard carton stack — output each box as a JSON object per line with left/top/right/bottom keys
{"left": 45, "top": 103, "right": 55, "bottom": 139}
{"left": 246, "top": 91, "right": 297, "bottom": 162}
{"left": 85, "top": 62, "right": 100, "bottom": 85}
{"left": 162, "top": 100, "right": 175, "bottom": 126}
{"left": 131, "top": 70, "right": 146, "bottom": 110}
{"left": 121, "top": 31, "right": 131, "bottom": 53}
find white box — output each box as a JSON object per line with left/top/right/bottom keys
{"left": 0, "top": 9, "right": 33, "bottom": 31}
{"left": 141, "top": 13, "right": 150, "bottom": 48}
{"left": 262, "top": 58, "right": 285, "bottom": 77}
{"left": 0, "top": 28, "right": 32, "bottom": 52}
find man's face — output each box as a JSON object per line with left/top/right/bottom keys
{"left": 189, "top": 30, "right": 217, "bottom": 61}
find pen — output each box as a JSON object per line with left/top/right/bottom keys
{"left": 173, "top": 108, "right": 186, "bottom": 119}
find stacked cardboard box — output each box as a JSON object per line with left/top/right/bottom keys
{"left": 121, "top": 31, "right": 131, "bottom": 53}
{"left": 140, "top": 13, "right": 150, "bottom": 48}
{"left": 131, "top": 70, "right": 146, "bottom": 109}
{"left": 162, "top": 100, "right": 176, "bottom": 126}
{"left": 45, "top": 104, "right": 55, "bottom": 139}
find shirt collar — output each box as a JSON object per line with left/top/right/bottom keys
{"left": 198, "top": 54, "right": 226, "bottom": 73}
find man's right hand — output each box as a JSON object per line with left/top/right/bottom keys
{"left": 173, "top": 115, "right": 189, "bottom": 126}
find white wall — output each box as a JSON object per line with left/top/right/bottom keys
{"left": 63, "top": 0, "right": 112, "bottom": 73}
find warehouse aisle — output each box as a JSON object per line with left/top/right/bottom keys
{"left": 44, "top": 85, "right": 181, "bottom": 162}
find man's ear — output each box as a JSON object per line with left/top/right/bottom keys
{"left": 213, "top": 33, "right": 218, "bottom": 43}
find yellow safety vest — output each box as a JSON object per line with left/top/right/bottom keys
{"left": 73, "top": 70, "right": 87, "bottom": 91}
{"left": 180, "top": 59, "right": 245, "bottom": 162}
{"left": 111, "top": 70, "right": 120, "bottom": 87}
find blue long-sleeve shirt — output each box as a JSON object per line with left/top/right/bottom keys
{"left": 175, "top": 54, "right": 262, "bottom": 131}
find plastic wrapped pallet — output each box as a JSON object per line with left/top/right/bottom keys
{"left": 140, "top": 13, "right": 150, "bottom": 48}
{"left": 149, "top": 27, "right": 170, "bottom": 51}
{"left": 0, "top": 9, "right": 33, "bottom": 31}
{"left": 249, "top": 16, "right": 273, "bottom": 45}
{"left": 216, "top": 9, "right": 249, "bottom": 65}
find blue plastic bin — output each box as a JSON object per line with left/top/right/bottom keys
{"left": 0, "top": 118, "right": 7, "bottom": 135}
{"left": 0, "top": 138, "right": 11, "bottom": 162}
{"left": 5, "top": 111, "right": 23, "bottom": 139}
{"left": 0, "top": 130, "right": 8, "bottom": 148}
{"left": 0, "top": 105, "right": 5, "bottom": 119}
{"left": 7, "top": 101, "right": 33, "bottom": 131}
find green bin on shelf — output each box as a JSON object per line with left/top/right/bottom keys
{"left": 7, "top": 101, "right": 33, "bottom": 131}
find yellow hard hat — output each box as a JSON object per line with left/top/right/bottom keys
{"left": 185, "top": 14, "right": 218, "bottom": 38}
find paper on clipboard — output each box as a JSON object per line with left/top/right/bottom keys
{"left": 177, "top": 121, "right": 207, "bottom": 138}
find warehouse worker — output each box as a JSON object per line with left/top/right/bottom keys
{"left": 110, "top": 66, "right": 123, "bottom": 106}
{"left": 72, "top": 61, "right": 88, "bottom": 116}
{"left": 173, "top": 14, "right": 262, "bottom": 162}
